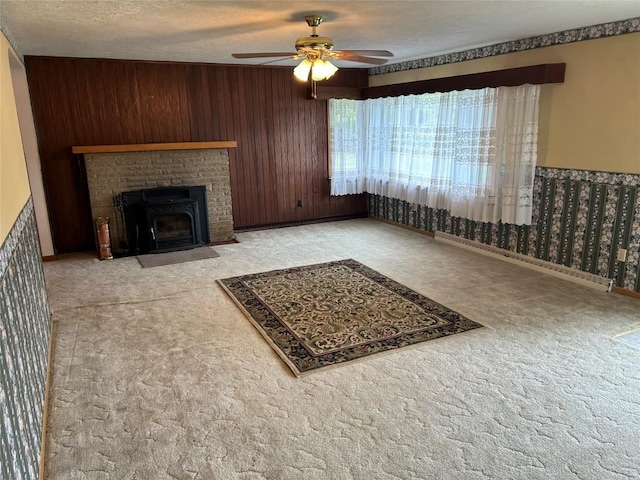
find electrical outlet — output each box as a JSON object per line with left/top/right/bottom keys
{"left": 617, "top": 248, "right": 627, "bottom": 262}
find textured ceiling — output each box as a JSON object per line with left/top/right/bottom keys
{"left": 2, "top": 1, "right": 639, "bottom": 67}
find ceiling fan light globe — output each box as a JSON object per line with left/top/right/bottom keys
{"left": 311, "top": 59, "right": 338, "bottom": 81}
{"left": 293, "top": 58, "right": 313, "bottom": 81}
{"left": 324, "top": 60, "right": 338, "bottom": 78}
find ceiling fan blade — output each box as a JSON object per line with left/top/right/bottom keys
{"left": 259, "top": 56, "right": 303, "bottom": 65}
{"left": 335, "top": 52, "right": 389, "bottom": 65}
{"left": 338, "top": 50, "right": 394, "bottom": 57}
{"left": 232, "top": 52, "right": 297, "bottom": 59}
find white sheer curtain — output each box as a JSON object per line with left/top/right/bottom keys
{"left": 329, "top": 84, "right": 540, "bottom": 225}
{"left": 328, "top": 99, "right": 367, "bottom": 194}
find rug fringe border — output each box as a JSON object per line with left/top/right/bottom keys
{"left": 292, "top": 325, "right": 486, "bottom": 377}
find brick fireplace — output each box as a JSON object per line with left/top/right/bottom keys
{"left": 82, "top": 144, "right": 235, "bottom": 254}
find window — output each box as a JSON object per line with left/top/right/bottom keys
{"left": 329, "top": 84, "right": 540, "bottom": 225}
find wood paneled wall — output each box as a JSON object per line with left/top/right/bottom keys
{"left": 24, "top": 57, "right": 368, "bottom": 253}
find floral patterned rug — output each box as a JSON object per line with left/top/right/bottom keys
{"left": 218, "top": 259, "right": 483, "bottom": 376}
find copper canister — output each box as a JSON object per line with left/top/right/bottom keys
{"left": 95, "top": 216, "right": 113, "bottom": 260}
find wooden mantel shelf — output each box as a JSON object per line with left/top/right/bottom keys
{"left": 72, "top": 141, "right": 237, "bottom": 154}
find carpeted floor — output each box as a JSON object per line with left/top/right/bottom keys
{"left": 42, "top": 219, "right": 640, "bottom": 479}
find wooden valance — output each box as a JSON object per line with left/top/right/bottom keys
{"left": 314, "top": 63, "right": 566, "bottom": 100}
{"left": 72, "top": 141, "right": 237, "bottom": 154}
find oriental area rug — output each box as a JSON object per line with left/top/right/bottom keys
{"left": 218, "top": 259, "right": 483, "bottom": 376}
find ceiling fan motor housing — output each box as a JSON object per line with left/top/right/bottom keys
{"left": 295, "top": 36, "right": 334, "bottom": 54}
{"left": 296, "top": 15, "right": 333, "bottom": 55}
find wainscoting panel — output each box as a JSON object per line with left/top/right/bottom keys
{"left": 369, "top": 167, "right": 640, "bottom": 292}
{"left": 0, "top": 199, "right": 51, "bottom": 479}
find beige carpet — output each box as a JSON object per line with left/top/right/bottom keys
{"left": 43, "top": 219, "right": 640, "bottom": 479}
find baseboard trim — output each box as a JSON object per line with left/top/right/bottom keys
{"left": 434, "top": 231, "right": 613, "bottom": 292}
{"left": 42, "top": 255, "right": 57, "bottom": 262}
{"left": 370, "top": 216, "right": 435, "bottom": 237}
{"left": 207, "top": 239, "right": 239, "bottom": 246}
{"left": 38, "top": 316, "right": 57, "bottom": 480}
{"left": 235, "top": 213, "right": 368, "bottom": 233}
{"left": 612, "top": 286, "right": 640, "bottom": 300}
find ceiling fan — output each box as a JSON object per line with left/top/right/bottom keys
{"left": 232, "top": 15, "right": 393, "bottom": 82}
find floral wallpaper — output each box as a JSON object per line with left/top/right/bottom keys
{"left": 0, "top": 198, "right": 51, "bottom": 480}
{"left": 369, "top": 167, "right": 640, "bottom": 293}
{"left": 370, "top": 17, "right": 640, "bottom": 75}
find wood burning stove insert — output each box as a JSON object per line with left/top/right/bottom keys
{"left": 121, "top": 186, "right": 210, "bottom": 255}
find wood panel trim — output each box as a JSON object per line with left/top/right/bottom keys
{"left": 312, "top": 86, "right": 364, "bottom": 100}
{"left": 612, "top": 285, "right": 640, "bottom": 300}
{"left": 316, "top": 63, "right": 566, "bottom": 100}
{"left": 38, "top": 319, "right": 57, "bottom": 480}
{"left": 71, "top": 141, "right": 237, "bottom": 154}
{"left": 364, "top": 63, "right": 565, "bottom": 99}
